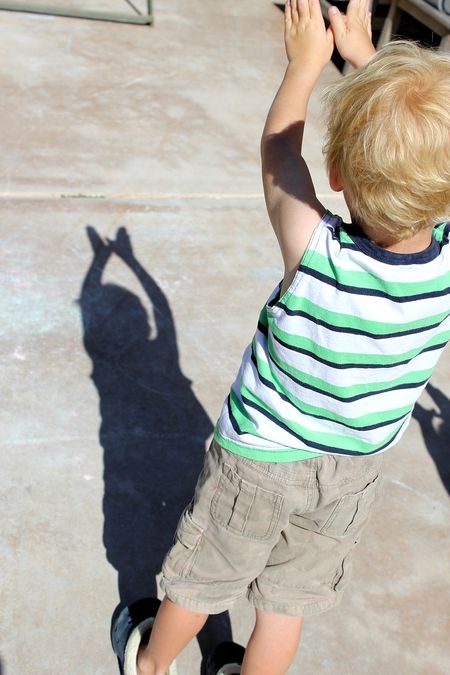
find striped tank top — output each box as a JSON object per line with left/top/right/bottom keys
{"left": 215, "top": 210, "right": 450, "bottom": 462}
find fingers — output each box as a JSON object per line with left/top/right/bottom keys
{"left": 328, "top": 5, "right": 345, "bottom": 34}
{"left": 361, "top": 0, "right": 372, "bottom": 20}
{"left": 346, "top": 0, "right": 372, "bottom": 19}
{"left": 325, "top": 24, "right": 335, "bottom": 49}
{"left": 287, "top": 0, "right": 354, "bottom": 25}
{"left": 285, "top": 0, "right": 315, "bottom": 24}
{"left": 350, "top": 0, "right": 373, "bottom": 32}
{"left": 365, "top": 0, "right": 374, "bottom": 34}
{"left": 285, "top": 0, "right": 292, "bottom": 28}
{"left": 309, "top": 0, "right": 323, "bottom": 20}
{"left": 297, "top": 0, "right": 314, "bottom": 19}
{"left": 86, "top": 225, "right": 105, "bottom": 252}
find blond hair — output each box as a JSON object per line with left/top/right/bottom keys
{"left": 321, "top": 40, "right": 450, "bottom": 240}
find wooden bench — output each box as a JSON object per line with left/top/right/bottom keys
{"left": 377, "top": 0, "right": 450, "bottom": 51}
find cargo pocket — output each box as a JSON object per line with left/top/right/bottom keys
{"left": 210, "top": 463, "right": 283, "bottom": 541}
{"left": 319, "top": 473, "right": 381, "bottom": 538}
{"left": 163, "top": 505, "right": 204, "bottom": 578}
{"left": 331, "top": 555, "right": 353, "bottom": 593}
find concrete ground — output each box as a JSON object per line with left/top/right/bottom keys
{"left": 0, "top": 1, "right": 449, "bottom": 673}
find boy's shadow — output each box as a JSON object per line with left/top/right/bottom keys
{"left": 79, "top": 226, "right": 232, "bottom": 669}
{"left": 413, "top": 382, "right": 450, "bottom": 494}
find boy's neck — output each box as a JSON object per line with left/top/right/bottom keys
{"left": 360, "top": 224, "right": 435, "bottom": 254}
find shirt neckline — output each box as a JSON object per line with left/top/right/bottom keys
{"left": 340, "top": 221, "right": 442, "bottom": 265}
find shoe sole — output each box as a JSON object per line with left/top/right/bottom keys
{"left": 111, "top": 598, "right": 178, "bottom": 675}
{"left": 206, "top": 642, "right": 244, "bottom": 675}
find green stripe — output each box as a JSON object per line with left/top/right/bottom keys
{"left": 240, "top": 383, "right": 400, "bottom": 453}
{"left": 229, "top": 388, "right": 260, "bottom": 436}
{"left": 339, "top": 229, "right": 354, "bottom": 245}
{"left": 275, "top": 296, "right": 450, "bottom": 337}
{"left": 214, "top": 428, "right": 322, "bottom": 462}
{"left": 259, "top": 306, "right": 269, "bottom": 328}
{"left": 267, "top": 337, "right": 432, "bottom": 398}
{"left": 433, "top": 222, "right": 448, "bottom": 244}
{"left": 268, "top": 317, "right": 450, "bottom": 367}
{"left": 306, "top": 251, "right": 450, "bottom": 297}
{"left": 229, "top": 388, "right": 268, "bottom": 441}
{"left": 253, "top": 348, "right": 412, "bottom": 428}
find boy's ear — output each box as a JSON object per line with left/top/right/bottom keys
{"left": 329, "top": 164, "right": 343, "bottom": 192}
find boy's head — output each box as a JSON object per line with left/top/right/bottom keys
{"left": 321, "top": 40, "right": 450, "bottom": 242}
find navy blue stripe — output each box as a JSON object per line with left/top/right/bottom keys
{"left": 268, "top": 351, "right": 430, "bottom": 402}
{"left": 250, "top": 350, "right": 407, "bottom": 432}
{"left": 240, "top": 393, "right": 403, "bottom": 456}
{"left": 439, "top": 222, "right": 450, "bottom": 245}
{"left": 338, "top": 241, "right": 363, "bottom": 252}
{"left": 271, "top": 332, "right": 448, "bottom": 370}
{"left": 340, "top": 234, "right": 441, "bottom": 265}
{"left": 227, "top": 394, "right": 244, "bottom": 436}
{"left": 276, "top": 304, "right": 449, "bottom": 340}
{"left": 267, "top": 284, "right": 282, "bottom": 308}
{"left": 332, "top": 221, "right": 450, "bottom": 265}
{"left": 258, "top": 320, "right": 269, "bottom": 336}
{"left": 292, "top": 266, "right": 450, "bottom": 303}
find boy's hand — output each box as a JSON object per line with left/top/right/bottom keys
{"left": 86, "top": 225, "right": 110, "bottom": 255}
{"left": 284, "top": 0, "right": 334, "bottom": 75}
{"left": 328, "top": 0, "right": 376, "bottom": 69}
{"left": 107, "top": 227, "right": 135, "bottom": 262}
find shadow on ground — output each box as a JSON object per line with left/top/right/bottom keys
{"left": 413, "top": 382, "right": 450, "bottom": 495}
{"left": 79, "top": 226, "right": 232, "bottom": 669}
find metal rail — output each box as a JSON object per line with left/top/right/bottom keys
{"left": 0, "top": 0, "right": 153, "bottom": 24}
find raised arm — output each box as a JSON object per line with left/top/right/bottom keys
{"left": 261, "top": 0, "right": 375, "bottom": 294}
{"left": 107, "top": 227, "right": 178, "bottom": 350}
{"left": 260, "top": 0, "right": 333, "bottom": 292}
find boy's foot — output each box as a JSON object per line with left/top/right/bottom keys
{"left": 206, "top": 641, "right": 245, "bottom": 675}
{"left": 111, "top": 597, "right": 178, "bottom": 675}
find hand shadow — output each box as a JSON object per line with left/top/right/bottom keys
{"left": 413, "top": 382, "right": 450, "bottom": 494}
{"left": 78, "top": 226, "right": 232, "bottom": 670}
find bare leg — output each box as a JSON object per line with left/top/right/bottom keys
{"left": 137, "top": 596, "right": 208, "bottom": 675}
{"left": 241, "top": 608, "right": 304, "bottom": 675}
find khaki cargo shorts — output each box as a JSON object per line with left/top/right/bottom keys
{"left": 160, "top": 438, "right": 383, "bottom": 616}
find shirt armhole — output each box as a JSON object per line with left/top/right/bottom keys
{"left": 268, "top": 210, "right": 338, "bottom": 310}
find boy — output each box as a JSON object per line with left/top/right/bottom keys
{"left": 112, "top": 1, "right": 450, "bottom": 673}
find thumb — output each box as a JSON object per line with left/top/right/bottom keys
{"left": 326, "top": 26, "right": 334, "bottom": 49}
{"left": 328, "top": 6, "right": 345, "bottom": 37}
{"left": 86, "top": 225, "right": 104, "bottom": 252}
